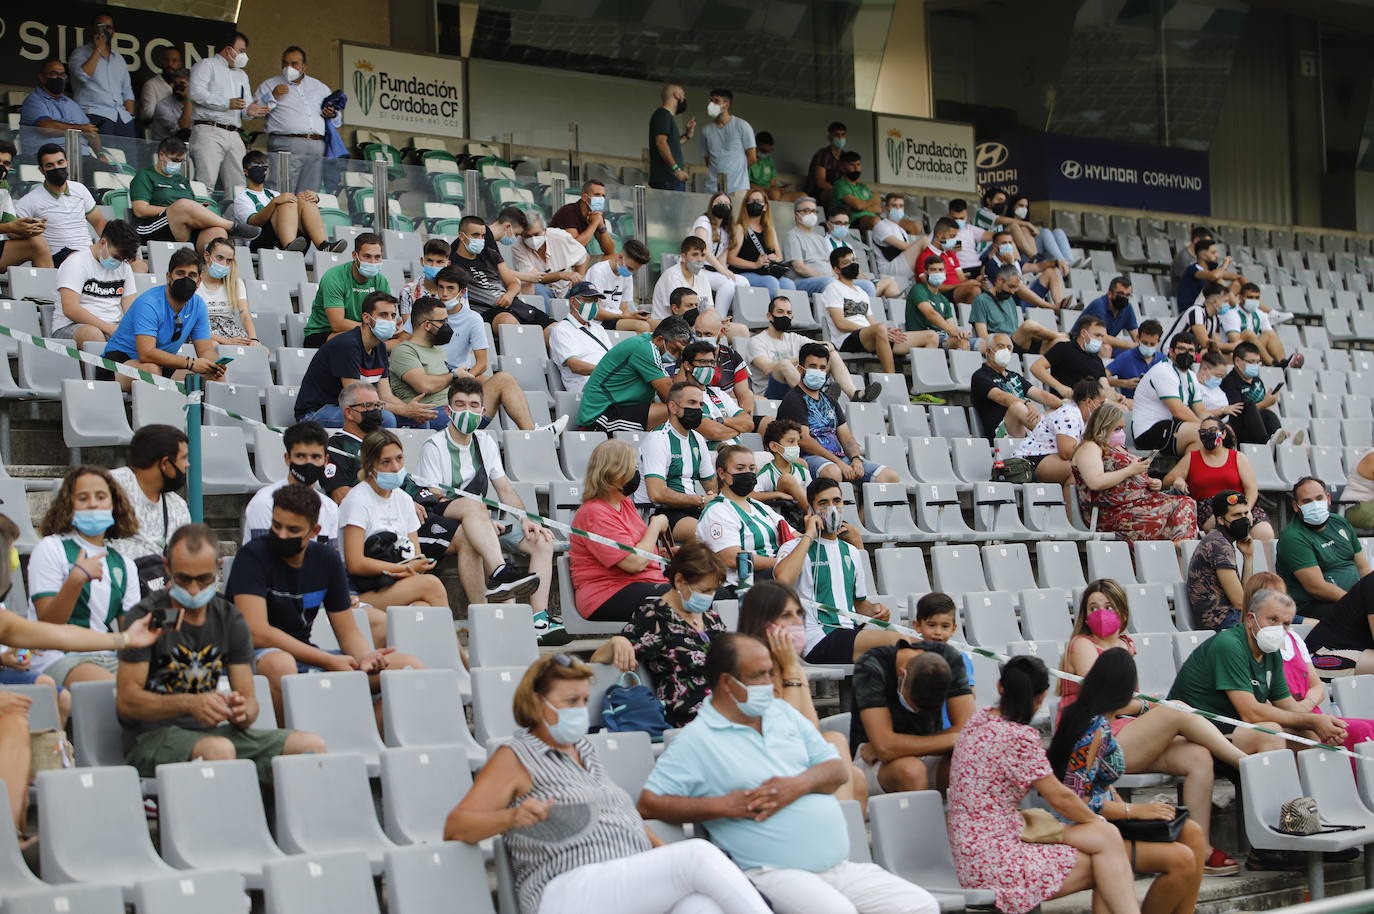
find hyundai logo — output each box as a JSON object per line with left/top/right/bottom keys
{"left": 975, "top": 142, "right": 1008, "bottom": 169}
{"left": 1060, "top": 160, "right": 1082, "bottom": 180}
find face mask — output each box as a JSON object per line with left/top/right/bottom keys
{"left": 543, "top": 700, "right": 589, "bottom": 744}
{"left": 994, "top": 243, "right": 1014, "bottom": 259}
{"left": 772, "top": 624, "right": 807, "bottom": 656}
{"left": 733, "top": 677, "right": 773, "bottom": 718}
{"left": 1086, "top": 609, "right": 1122, "bottom": 638}
{"left": 282, "top": 66, "right": 301, "bottom": 82}
{"left": 830, "top": 225, "right": 850, "bottom": 239}
{"left": 840, "top": 263, "right": 860, "bottom": 280}
{"left": 845, "top": 170, "right": 862, "bottom": 180}
{"left": 711, "top": 203, "right": 732, "bottom": 220}
{"left": 770, "top": 315, "right": 792, "bottom": 332}
{"left": 954, "top": 218, "right": 967, "bottom": 230}
{"left": 45, "top": 167, "right": 68, "bottom": 187}
{"left": 1199, "top": 430, "right": 1222, "bottom": 450}
{"left": 706, "top": 102, "right": 723, "bottom": 118}
{"left": 1243, "top": 362, "right": 1261, "bottom": 378}
{"left": 1218, "top": 303, "right": 1233, "bottom": 316}
{"left": 575, "top": 299, "right": 599, "bottom": 322}
{"left": 691, "top": 366, "right": 714, "bottom": 386}
{"left": 356, "top": 409, "right": 384, "bottom": 434}
{"left": 896, "top": 676, "right": 918, "bottom": 714}
{"left": 45, "top": 75, "right": 69, "bottom": 96}
{"left": 684, "top": 259, "right": 705, "bottom": 274}
{"left": 232, "top": 52, "right": 249, "bottom": 69}
{"left": 1227, "top": 516, "right": 1252, "bottom": 541}
{"left": 1173, "top": 352, "right": 1194, "bottom": 372}
{"left": 99, "top": 254, "right": 123, "bottom": 271}
{"left": 72, "top": 509, "right": 114, "bottom": 538}
{"left": 1111, "top": 294, "right": 1129, "bottom": 308}
{"left": 1138, "top": 344, "right": 1157, "bottom": 358}
{"left": 888, "top": 208, "right": 905, "bottom": 222}
{"left": 675, "top": 97, "right": 687, "bottom": 115}
{"left": 1244, "top": 298, "right": 1261, "bottom": 313}
{"left": 993, "top": 348, "right": 1013, "bottom": 368}
{"left": 170, "top": 583, "right": 217, "bottom": 610}
{"left": 994, "top": 288, "right": 1013, "bottom": 301}
{"left": 820, "top": 504, "right": 843, "bottom": 534}
{"left": 288, "top": 462, "right": 325, "bottom": 487}
{"left": 927, "top": 273, "right": 945, "bottom": 288}
{"left": 681, "top": 585, "right": 714, "bottom": 614}
{"left": 802, "top": 368, "right": 827, "bottom": 391}
{"left": 1084, "top": 337, "right": 1103, "bottom": 355}
{"left": 990, "top": 201, "right": 1007, "bottom": 215}
{"left": 370, "top": 318, "right": 396, "bottom": 341}
{"left": 940, "top": 237, "right": 957, "bottom": 251}
{"left": 1202, "top": 375, "right": 1221, "bottom": 389}
{"left": 727, "top": 471, "right": 756, "bottom": 497}
{"left": 161, "top": 463, "right": 187, "bottom": 493}
{"left": 831, "top": 136, "right": 846, "bottom": 149}
{"left": 745, "top": 201, "right": 766, "bottom": 217}
{"left": 1107, "top": 428, "right": 1127, "bottom": 448}
{"left": 1014, "top": 206, "right": 1029, "bottom": 219}
{"left": 615, "top": 263, "right": 633, "bottom": 278}
{"left": 465, "top": 237, "right": 485, "bottom": 255}
{"left": 357, "top": 260, "right": 382, "bottom": 278}
{"left": 1205, "top": 259, "right": 1220, "bottom": 270}
{"left": 790, "top": 212, "right": 815, "bottom": 230}
{"left": 677, "top": 406, "right": 704, "bottom": 431}
{"left": 169, "top": 277, "right": 197, "bottom": 302}
{"left": 524, "top": 235, "right": 546, "bottom": 251}
{"left": 164, "top": 159, "right": 183, "bottom": 176}
{"left": 621, "top": 471, "right": 641, "bottom": 496}
{"left": 375, "top": 468, "right": 407, "bottom": 491}
{"left": 588, "top": 196, "right": 606, "bottom": 213}
{"left": 246, "top": 165, "right": 269, "bottom": 184}
{"left": 1300, "top": 499, "right": 1329, "bottom": 526}
{"left": 498, "top": 234, "right": 516, "bottom": 248}
{"left": 451, "top": 409, "right": 483, "bottom": 435}
{"left": 780, "top": 445, "right": 801, "bottom": 462}
{"left": 430, "top": 321, "right": 454, "bottom": 346}
{"left": 1252, "top": 617, "right": 1286, "bottom": 654}
{"left": 266, "top": 532, "right": 305, "bottom": 559}
{"left": 422, "top": 264, "right": 443, "bottom": 281}
{"left": 207, "top": 261, "right": 231, "bottom": 280}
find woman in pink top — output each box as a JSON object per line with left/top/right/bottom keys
{"left": 570, "top": 440, "right": 670, "bottom": 620}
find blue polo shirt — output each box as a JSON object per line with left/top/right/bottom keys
{"left": 104, "top": 286, "right": 210, "bottom": 358}
{"left": 1106, "top": 346, "right": 1165, "bottom": 398}
{"left": 1083, "top": 294, "right": 1140, "bottom": 338}
{"left": 19, "top": 88, "right": 94, "bottom": 158}
{"left": 642, "top": 698, "right": 845, "bottom": 872}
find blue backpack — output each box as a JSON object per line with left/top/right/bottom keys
{"left": 600, "top": 671, "right": 668, "bottom": 740}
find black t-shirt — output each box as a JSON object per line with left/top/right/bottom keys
{"left": 322, "top": 431, "right": 362, "bottom": 499}
{"left": 1220, "top": 368, "right": 1267, "bottom": 406}
{"left": 648, "top": 107, "right": 682, "bottom": 186}
{"left": 117, "top": 591, "right": 253, "bottom": 748}
{"left": 849, "top": 639, "right": 972, "bottom": 749}
{"left": 1043, "top": 340, "right": 1105, "bottom": 392}
{"left": 970, "top": 365, "right": 1029, "bottom": 442}
{"left": 293, "top": 328, "right": 389, "bottom": 419}
{"left": 448, "top": 227, "right": 505, "bottom": 296}
{"left": 224, "top": 537, "right": 351, "bottom": 646}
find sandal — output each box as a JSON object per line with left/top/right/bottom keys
{"left": 1205, "top": 847, "right": 1240, "bottom": 875}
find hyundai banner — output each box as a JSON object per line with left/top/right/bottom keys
{"left": 341, "top": 42, "right": 466, "bottom": 138}
{"left": 874, "top": 115, "right": 976, "bottom": 194}
{"left": 975, "top": 133, "right": 1210, "bottom": 216}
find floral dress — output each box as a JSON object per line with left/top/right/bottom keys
{"left": 620, "top": 600, "right": 724, "bottom": 728}
{"left": 948, "top": 708, "right": 1078, "bottom": 914}
{"left": 1074, "top": 446, "right": 1197, "bottom": 542}
{"left": 1056, "top": 715, "right": 1126, "bottom": 819}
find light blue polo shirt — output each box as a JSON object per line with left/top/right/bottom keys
{"left": 642, "top": 698, "right": 845, "bottom": 872}
{"left": 104, "top": 286, "right": 210, "bottom": 359}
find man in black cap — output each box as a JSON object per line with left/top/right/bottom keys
{"left": 549, "top": 281, "right": 615, "bottom": 394}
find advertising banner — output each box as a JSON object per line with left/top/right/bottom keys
{"left": 340, "top": 42, "right": 465, "bottom": 138}
{"left": 873, "top": 114, "right": 976, "bottom": 193}
{"left": 975, "top": 133, "right": 1211, "bottom": 216}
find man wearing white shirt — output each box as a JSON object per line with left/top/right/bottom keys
{"left": 869, "top": 192, "right": 926, "bottom": 292}
{"left": 67, "top": 14, "right": 135, "bottom": 146}
{"left": 188, "top": 31, "right": 267, "bottom": 192}
{"left": 745, "top": 295, "right": 875, "bottom": 400}
{"left": 242, "top": 421, "right": 340, "bottom": 545}
{"left": 15, "top": 146, "right": 104, "bottom": 266}
{"left": 253, "top": 47, "right": 339, "bottom": 193}
{"left": 1132, "top": 335, "right": 1204, "bottom": 457}
{"left": 52, "top": 219, "right": 138, "bottom": 346}
{"left": 139, "top": 46, "right": 183, "bottom": 125}
{"left": 549, "top": 283, "right": 613, "bottom": 392}
{"left": 582, "top": 239, "right": 651, "bottom": 331}
{"left": 508, "top": 210, "right": 588, "bottom": 301}
{"left": 651, "top": 235, "right": 714, "bottom": 319}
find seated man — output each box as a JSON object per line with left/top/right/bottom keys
{"left": 1012, "top": 379, "right": 1102, "bottom": 485}
{"left": 292, "top": 291, "right": 434, "bottom": 428}
{"left": 102, "top": 247, "right": 226, "bottom": 392}
{"left": 551, "top": 179, "right": 617, "bottom": 256}
{"left": 674, "top": 340, "right": 751, "bottom": 445}
{"left": 1220, "top": 341, "right": 1284, "bottom": 445}
{"left": 697, "top": 444, "right": 792, "bottom": 589}
{"left": 1223, "top": 282, "right": 1295, "bottom": 368}
{"left": 639, "top": 634, "right": 940, "bottom": 914}
{"left": 302, "top": 232, "right": 390, "bottom": 348}
{"left": 0, "top": 140, "right": 53, "bottom": 269}
{"left": 397, "top": 239, "right": 452, "bottom": 329}
{"left": 20, "top": 59, "right": 101, "bottom": 161}
{"left": 15, "top": 144, "right": 108, "bottom": 268}
{"left": 692, "top": 307, "right": 752, "bottom": 390}
{"left": 507, "top": 208, "right": 588, "bottom": 301}
{"left": 227, "top": 486, "right": 420, "bottom": 725}
{"left": 774, "top": 477, "right": 900, "bottom": 665}
{"left": 786, "top": 197, "right": 838, "bottom": 295}
{"left": 1177, "top": 237, "right": 1245, "bottom": 312}
{"left": 242, "top": 421, "right": 340, "bottom": 546}
{"left": 868, "top": 193, "right": 926, "bottom": 292}
{"left": 1031, "top": 314, "right": 1113, "bottom": 403}
{"left": 946, "top": 198, "right": 997, "bottom": 277}
{"left": 830, "top": 151, "right": 882, "bottom": 232}
{"left": 129, "top": 136, "right": 257, "bottom": 251}
{"left": 918, "top": 217, "right": 982, "bottom": 305}
{"left": 53, "top": 218, "right": 137, "bottom": 346}
{"left": 582, "top": 239, "right": 652, "bottom": 331}
{"left": 116, "top": 523, "right": 327, "bottom": 782}
{"left": 753, "top": 418, "right": 811, "bottom": 510}
{"left": 651, "top": 236, "right": 715, "bottom": 321}
{"left": 971, "top": 333, "right": 1062, "bottom": 442}
{"left": 905, "top": 259, "right": 970, "bottom": 351}
{"left": 848, "top": 629, "right": 974, "bottom": 794}
{"left": 1083, "top": 276, "right": 1140, "bottom": 350}
{"left": 1277, "top": 476, "right": 1370, "bottom": 620}
{"left": 575, "top": 316, "right": 692, "bottom": 434}
{"left": 233, "top": 149, "right": 344, "bottom": 255}
{"left": 549, "top": 282, "right": 613, "bottom": 393}
{"left": 980, "top": 230, "right": 1068, "bottom": 315}
{"left": 1162, "top": 283, "right": 1226, "bottom": 354}
{"left": 1132, "top": 334, "right": 1204, "bottom": 457}
{"left": 451, "top": 213, "right": 555, "bottom": 334}
{"left": 823, "top": 246, "right": 927, "bottom": 374}
{"left": 909, "top": 593, "right": 977, "bottom": 729}
{"left": 968, "top": 264, "right": 1064, "bottom": 356}
{"left": 746, "top": 295, "right": 877, "bottom": 401}
{"left": 777, "top": 343, "right": 902, "bottom": 486}
{"left": 822, "top": 213, "right": 901, "bottom": 298}
{"left": 637, "top": 380, "right": 717, "bottom": 544}
{"left": 1168, "top": 586, "right": 1344, "bottom": 753}
{"left": 1105, "top": 318, "right": 1165, "bottom": 399}
{"left": 1185, "top": 490, "right": 1256, "bottom": 631}
{"left": 107, "top": 424, "right": 193, "bottom": 563}
{"left": 748, "top": 130, "right": 803, "bottom": 201}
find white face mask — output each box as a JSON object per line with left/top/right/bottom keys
{"left": 524, "top": 235, "right": 546, "bottom": 250}
{"left": 706, "top": 101, "right": 723, "bottom": 118}
{"left": 1013, "top": 206, "right": 1029, "bottom": 220}
{"left": 231, "top": 51, "right": 249, "bottom": 69}
{"left": 799, "top": 212, "right": 818, "bottom": 228}
{"left": 1252, "top": 615, "right": 1286, "bottom": 654}
{"left": 992, "top": 348, "right": 1013, "bottom": 368}
{"left": 282, "top": 65, "right": 301, "bottom": 82}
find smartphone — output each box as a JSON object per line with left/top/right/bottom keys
{"left": 214, "top": 356, "right": 234, "bottom": 366}
{"left": 1271, "top": 382, "right": 1285, "bottom": 394}
{"left": 147, "top": 607, "right": 180, "bottom": 630}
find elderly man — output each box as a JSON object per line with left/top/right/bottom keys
{"left": 508, "top": 209, "right": 588, "bottom": 301}
{"left": 970, "top": 333, "right": 1062, "bottom": 442}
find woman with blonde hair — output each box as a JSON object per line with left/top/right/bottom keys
{"left": 570, "top": 439, "right": 669, "bottom": 621}
{"left": 728, "top": 189, "right": 795, "bottom": 300}
{"left": 445, "top": 652, "right": 772, "bottom": 914}
{"left": 691, "top": 191, "right": 748, "bottom": 317}
{"left": 1072, "top": 403, "right": 1197, "bottom": 541}
{"left": 197, "top": 237, "right": 258, "bottom": 346}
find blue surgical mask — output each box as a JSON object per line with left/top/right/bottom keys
{"left": 831, "top": 136, "right": 846, "bottom": 150}
{"left": 615, "top": 264, "right": 632, "bottom": 278}
{"left": 588, "top": 196, "right": 606, "bottom": 213}
{"left": 1218, "top": 303, "right": 1233, "bottom": 316}
{"left": 99, "top": 254, "right": 123, "bottom": 271}
{"left": 375, "top": 468, "right": 407, "bottom": 490}
{"left": 802, "top": 368, "right": 827, "bottom": 391}
{"left": 370, "top": 318, "right": 396, "bottom": 341}
{"left": 830, "top": 225, "right": 850, "bottom": 239}
{"left": 72, "top": 509, "right": 113, "bottom": 538}
{"left": 357, "top": 260, "right": 382, "bottom": 278}
{"left": 732, "top": 676, "right": 774, "bottom": 718}
{"left": 1204, "top": 375, "right": 1222, "bottom": 389}
{"left": 1300, "top": 499, "right": 1329, "bottom": 526}
{"left": 682, "top": 587, "right": 714, "bottom": 614}
{"left": 1243, "top": 363, "right": 1261, "bottom": 378}
{"left": 498, "top": 234, "right": 516, "bottom": 247}
{"left": 207, "top": 261, "right": 230, "bottom": 280}
{"left": 543, "top": 700, "right": 589, "bottom": 744}
{"left": 896, "top": 677, "right": 918, "bottom": 714}
{"left": 1085, "top": 337, "right": 1103, "bottom": 354}
{"left": 422, "top": 264, "right": 443, "bottom": 281}
{"left": 1138, "top": 344, "right": 1157, "bottom": 358}
{"left": 170, "top": 583, "right": 217, "bottom": 610}
{"left": 163, "top": 159, "right": 183, "bottom": 175}
{"left": 954, "top": 218, "right": 966, "bottom": 229}
{"left": 1244, "top": 298, "right": 1261, "bottom": 313}
{"left": 940, "top": 237, "right": 957, "bottom": 251}
{"left": 465, "top": 237, "right": 485, "bottom": 255}
{"left": 998, "top": 243, "right": 1016, "bottom": 259}
{"left": 888, "top": 208, "right": 905, "bottom": 222}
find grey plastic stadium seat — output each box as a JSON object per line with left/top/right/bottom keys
{"left": 386, "top": 606, "right": 471, "bottom": 697}
{"left": 69, "top": 680, "right": 124, "bottom": 767}
{"left": 948, "top": 350, "right": 983, "bottom": 392}
{"left": 0, "top": 480, "right": 39, "bottom": 553}
{"left": 556, "top": 556, "right": 624, "bottom": 635}
{"left": 384, "top": 843, "right": 494, "bottom": 914}
{"left": 273, "top": 753, "right": 395, "bottom": 872}
{"left": 206, "top": 381, "right": 263, "bottom": 428}
{"left": 502, "top": 429, "right": 568, "bottom": 493}
{"left": 846, "top": 403, "right": 886, "bottom": 442}
{"left": 863, "top": 483, "right": 921, "bottom": 540}
{"left": 928, "top": 405, "right": 972, "bottom": 438}
{"left": 264, "top": 386, "right": 300, "bottom": 431}
{"left": 8, "top": 267, "right": 59, "bottom": 304}
{"left": 275, "top": 348, "right": 313, "bottom": 387}
{"left": 498, "top": 324, "right": 547, "bottom": 362}
{"left": 471, "top": 667, "right": 524, "bottom": 747}
{"left": 258, "top": 250, "right": 308, "bottom": 286}
{"left": 950, "top": 438, "right": 992, "bottom": 484}
{"left": 873, "top": 547, "right": 930, "bottom": 600}
{"left": 468, "top": 603, "right": 539, "bottom": 668}
{"left": 310, "top": 607, "right": 374, "bottom": 653}
{"left": 1021, "top": 484, "right": 1089, "bottom": 540}
{"left": 132, "top": 868, "right": 249, "bottom": 914}
{"left": 914, "top": 483, "right": 977, "bottom": 538}
{"left": 283, "top": 671, "right": 385, "bottom": 775}
{"left": 1019, "top": 589, "right": 1073, "bottom": 641}
{"left": 909, "top": 349, "right": 960, "bottom": 394}
{"left": 1241, "top": 444, "right": 1288, "bottom": 492}
{"left": 18, "top": 340, "right": 83, "bottom": 398}
{"left": 0, "top": 789, "right": 46, "bottom": 896}
{"left": 1035, "top": 541, "right": 1086, "bottom": 590}
{"left": 559, "top": 430, "right": 607, "bottom": 482}
{"left": 131, "top": 381, "right": 190, "bottom": 430}
{"left": 61, "top": 379, "right": 132, "bottom": 449}
{"left": 1173, "top": 630, "right": 1214, "bottom": 667}
{"left": 864, "top": 435, "right": 917, "bottom": 489}
{"left": 981, "top": 543, "right": 1035, "bottom": 592}
{"left": 972, "top": 482, "right": 1028, "bottom": 535}
{"left": 887, "top": 404, "right": 930, "bottom": 438}
{"left": 585, "top": 730, "right": 655, "bottom": 797}
{"left": 253, "top": 427, "right": 287, "bottom": 483}
{"left": 1132, "top": 540, "right": 1181, "bottom": 587}
{"left": 154, "top": 759, "right": 285, "bottom": 887}
{"left": 0, "top": 300, "right": 43, "bottom": 359}
{"left": 379, "top": 746, "right": 473, "bottom": 845}
{"left": 1332, "top": 675, "right": 1374, "bottom": 719}
{"left": 3, "top": 885, "right": 126, "bottom": 914}
{"left": 930, "top": 545, "right": 987, "bottom": 596}
{"left": 962, "top": 592, "right": 1021, "bottom": 652}
{"left": 37, "top": 766, "right": 175, "bottom": 895}
{"left": 1132, "top": 633, "right": 1177, "bottom": 699}
{"left": 1123, "top": 583, "right": 1177, "bottom": 634}
{"left": 218, "top": 344, "right": 273, "bottom": 390}
{"left": 380, "top": 670, "right": 485, "bottom": 769}
{"left": 0, "top": 684, "right": 60, "bottom": 731}
{"left": 840, "top": 799, "right": 870, "bottom": 864}
{"left": 906, "top": 436, "right": 962, "bottom": 488}
{"left": 199, "top": 426, "right": 261, "bottom": 495}
{"left": 1085, "top": 540, "right": 1136, "bottom": 584}
{"left": 262, "top": 849, "right": 381, "bottom": 914}
{"left": 733, "top": 284, "right": 771, "bottom": 329}
{"left": 869, "top": 791, "right": 998, "bottom": 909}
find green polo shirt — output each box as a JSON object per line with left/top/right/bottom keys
{"left": 968, "top": 291, "right": 1020, "bottom": 335}
{"left": 575, "top": 333, "right": 667, "bottom": 427}
{"left": 831, "top": 177, "right": 875, "bottom": 221}
{"left": 129, "top": 166, "right": 192, "bottom": 208}
{"left": 905, "top": 282, "right": 956, "bottom": 333}
{"left": 304, "top": 262, "right": 392, "bottom": 338}
{"left": 749, "top": 153, "right": 776, "bottom": 188}
{"left": 1276, "top": 514, "right": 1363, "bottom": 612}
{"left": 1168, "top": 623, "right": 1289, "bottom": 719}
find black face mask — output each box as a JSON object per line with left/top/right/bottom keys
{"left": 1199, "top": 430, "right": 1222, "bottom": 450}
{"left": 845, "top": 170, "right": 861, "bottom": 180}
{"left": 45, "top": 167, "right": 68, "bottom": 187}
{"left": 1205, "top": 259, "right": 1220, "bottom": 269}
{"left": 430, "top": 322, "right": 454, "bottom": 346}
{"left": 0, "top": 163, "right": 8, "bottom": 183}
{"left": 711, "top": 203, "right": 732, "bottom": 221}
{"left": 44, "top": 76, "right": 66, "bottom": 95}
{"left": 288, "top": 462, "right": 325, "bottom": 487}
{"left": 265, "top": 532, "right": 306, "bottom": 559}
{"left": 840, "top": 263, "right": 860, "bottom": 280}
{"left": 770, "top": 315, "right": 792, "bottom": 332}
{"left": 680, "top": 307, "right": 699, "bottom": 327}
{"left": 356, "top": 409, "right": 384, "bottom": 434}
{"left": 1173, "top": 352, "right": 1194, "bottom": 372}
{"left": 246, "top": 165, "right": 269, "bottom": 184}
{"left": 991, "top": 201, "right": 1007, "bottom": 215}
{"left": 1226, "top": 516, "right": 1252, "bottom": 541}
{"left": 677, "top": 406, "right": 703, "bottom": 431}
{"left": 745, "top": 201, "right": 766, "bottom": 217}
{"left": 1110, "top": 294, "right": 1129, "bottom": 309}
{"left": 675, "top": 97, "right": 687, "bottom": 115}
{"left": 727, "top": 471, "right": 756, "bottom": 497}
{"left": 169, "top": 276, "right": 198, "bottom": 302}
{"left": 994, "top": 288, "right": 1013, "bottom": 301}
{"left": 621, "top": 471, "right": 641, "bottom": 497}
{"left": 161, "top": 463, "right": 186, "bottom": 494}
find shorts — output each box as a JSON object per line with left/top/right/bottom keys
{"left": 804, "top": 626, "right": 862, "bottom": 665}
{"left": 803, "top": 455, "right": 886, "bottom": 484}
{"left": 46, "top": 651, "right": 119, "bottom": 688}
{"left": 838, "top": 333, "right": 868, "bottom": 354}
{"left": 852, "top": 747, "right": 943, "bottom": 796}
{"left": 414, "top": 511, "right": 460, "bottom": 562}
{"left": 1028, "top": 278, "right": 1049, "bottom": 299}
{"left": 102, "top": 351, "right": 169, "bottom": 376}
{"left": 474, "top": 299, "right": 554, "bottom": 329}
{"left": 134, "top": 216, "right": 177, "bottom": 243}
{"left": 1134, "top": 418, "right": 1184, "bottom": 453}
{"left": 0, "top": 669, "right": 52, "bottom": 686}
{"left": 764, "top": 377, "right": 791, "bottom": 399}
{"left": 302, "top": 331, "right": 329, "bottom": 349}
{"left": 254, "top": 646, "right": 345, "bottom": 675}
{"left": 654, "top": 506, "right": 701, "bottom": 532}
{"left": 1021, "top": 453, "right": 1051, "bottom": 469}
{"left": 125, "top": 724, "right": 291, "bottom": 783}
{"left": 592, "top": 401, "right": 652, "bottom": 434}
{"left": 50, "top": 324, "right": 82, "bottom": 340}
{"left": 249, "top": 220, "right": 283, "bottom": 252}
{"left": 52, "top": 247, "right": 79, "bottom": 268}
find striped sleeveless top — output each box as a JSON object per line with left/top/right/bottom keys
{"left": 505, "top": 729, "right": 650, "bottom": 914}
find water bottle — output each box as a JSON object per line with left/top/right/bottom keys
{"left": 736, "top": 551, "right": 754, "bottom": 595}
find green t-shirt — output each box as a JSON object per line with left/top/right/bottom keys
{"left": 749, "top": 153, "right": 776, "bottom": 188}
{"left": 969, "top": 291, "right": 1020, "bottom": 335}
{"left": 1276, "top": 514, "right": 1362, "bottom": 611}
{"left": 388, "top": 340, "right": 449, "bottom": 406}
{"left": 831, "top": 177, "right": 874, "bottom": 220}
{"left": 648, "top": 106, "right": 684, "bottom": 186}
{"left": 304, "top": 262, "right": 392, "bottom": 338}
{"left": 905, "top": 283, "right": 955, "bottom": 333}
{"left": 1168, "top": 623, "right": 1289, "bottom": 718}
{"left": 129, "top": 167, "right": 192, "bottom": 208}
{"left": 575, "top": 333, "right": 667, "bottom": 427}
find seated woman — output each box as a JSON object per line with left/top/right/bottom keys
{"left": 197, "top": 237, "right": 259, "bottom": 347}
{"left": 1163, "top": 417, "right": 1274, "bottom": 542}
{"left": 691, "top": 192, "right": 749, "bottom": 317}
{"left": 443, "top": 653, "right": 772, "bottom": 914}
{"left": 1004, "top": 193, "right": 1073, "bottom": 265}
{"left": 1072, "top": 403, "right": 1197, "bottom": 542}
{"left": 948, "top": 655, "right": 1142, "bottom": 914}
{"left": 1059, "top": 580, "right": 1245, "bottom": 875}
{"left": 28, "top": 465, "right": 142, "bottom": 690}
{"left": 1048, "top": 647, "right": 1205, "bottom": 914}
{"left": 338, "top": 430, "right": 448, "bottom": 615}
{"left": 591, "top": 541, "right": 727, "bottom": 728}
{"left": 727, "top": 190, "right": 796, "bottom": 300}
{"left": 569, "top": 440, "right": 670, "bottom": 622}
{"left": 734, "top": 579, "right": 867, "bottom": 809}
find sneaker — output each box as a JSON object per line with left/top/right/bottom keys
{"left": 538, "top": 415, "right": 569, "bottom": 439}
{"left": 1281, "top": 352, "right": 1306, "bottom": 370}
{"left": 533, "top": 611, "right": 572, "bottom": 646}
{"left": 1292, "top": 429, "right": 1306, "bottom": 446}
{"left": 823, "top": 380, "right": 843, "bottom": 402}
{"left": 1270, "top": 309, "right": 1295, "bottom": 325}
{"left": 485, "top": 564, "right": 539, "bottom": 602}
{"left": 284, "top": 236, "right": 310, "bottom": 253}
{"left": 317, "top": 238, "right": 349, "bottom": 253}
{"left": 1246, "top": 848, "right": 1305, "bottom": 871}
{"left": 227, "top": 219, "right": 261, "bottom": 241}
{"left": 850, "top": 382, "right": 884, "bottom": 403}
{"left": 1204, "top": 847, "right": 1240, "bottom": 876}
{"left": 910, "top": 393, "right": 946, "bottom": 405}
{"left": 1271, "top": 429, "right": 1290, "bottom": 447}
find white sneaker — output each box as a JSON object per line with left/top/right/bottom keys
{"left": 1269, "top": 310, "right": 1295, "bottom": 325}
{"left": 539, "top": 415, "right": 569, "bottom": 438}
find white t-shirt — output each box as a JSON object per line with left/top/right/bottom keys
{"left": 819, "top": 281, "right": 872, "bottom": 348}
{"left": 651, "top": 263, "right": 715, "bottom": 320}
{"left": 745, "top": 329, "right": 810, "bottom": 395}
{"left": 232, "top": 187, "right": 278, "bottom": 225}
{"left": 697, "top": 496, "right": 789, "bottom": 585}
{"left": 338, "top": 482, "right": 422, "bottom": 557}
{"left": 584, "top": 258, "right": 634, "bottom": 310}
{"left": 241, "top": 480, "right": 340, "bottom": 545}
{"left": 412, "top": 429, "right": 506, "bottom": 495}
{"left": 106, "top": 466, "right": 192, "bottom": 562}
{"left": 1219, "top": 306, "right": 1272, "bottom": 337}
{"left": 549, "top": 315, "right": 613, "bottom": 393}
{"left": 869, "top": 218, "right": 909, "bottom": 268}
{"left": 1133, "top": 362, "right": 1200, "bottom": 435}
{"left": 15, "top": 181, "right": 98, "bottom": 252}
{"left": 755, "top": 457, "right": 811, "bottom": 494}
{"left": 636, "top": 424, "right": 714, "bottom": 503}
{"left": 26, "top": 532, "right": 139, "bottom": 675}
{"left": 510, "top": 227, "right": 588, "bottom": 299}
{"left": 691, "top": 214, "right": 730, "bottom": 260}
{"left": 952, "top": 223, "right": 985, "bottom": 270}
{"left": 774, "top": 534, "right": 870, "bottom": 653}
{"left": 197, "top": 276, "right": 248, "bottom": 320}
{"left": 53, "top": 247, "right": 135, "bottom": 332}
{"left": 1199, "top": 380, "right": 1229, "bottom": 413}
{"left": 1014, "top": 401, "right": 1084, "bottom": 459}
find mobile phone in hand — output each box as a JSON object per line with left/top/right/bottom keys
{"left": 147, "top": 607, "right": 180, "bottom": 630}
{"left": 1271, "top": 382, "right": 1285, "bottom": 394}
{"left": 214, "top": 356, "right": 234, "bottom": 366}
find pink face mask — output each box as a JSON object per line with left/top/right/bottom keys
{"left": 1086, "top": 609, "right": 1122, "bottom": 638}
{"left": 1107, "top": 429, "right": 1127, "bottom": 448}
{"left": 771, "top": 623, "right": 807, "bottom": 656}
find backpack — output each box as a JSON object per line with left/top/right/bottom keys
{"left": 600, "top": 671, "right": 668, "bottom": 740}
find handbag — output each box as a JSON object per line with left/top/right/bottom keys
{"left": 349, "top": 531, "right": 410, "bottom": 593}
{"left": 1277, "top": 797, "right": 1360, "bottom": 836}
{"left": 600, "top": 671, "right": 669, "bottom": 740}
{"left": 1019, "top": 808, "right": 1066, "bottom": 844}
{"left": 994, "top": 457, "right": 1035, "bottom": 484}
{"left": 134, "top": 496, "right": 170, "bottom": 596}
{"left": 1114, "top": 807, "right": 1190, "bottom": 843}
{"left": 30, "top": 729, "right": 73, "bottom": 773}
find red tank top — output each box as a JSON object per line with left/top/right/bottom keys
{"left": 1187, "top": 448, "right": 1241, "bottom": 502}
